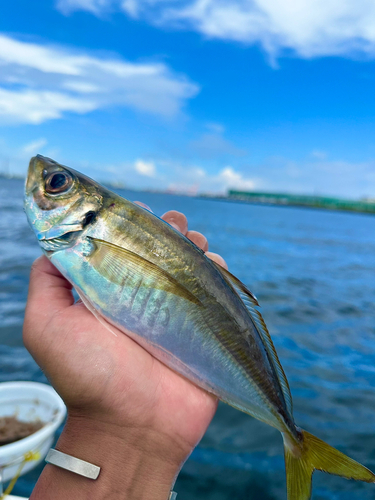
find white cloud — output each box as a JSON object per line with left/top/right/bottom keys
{"left": 252, "top": 156, "right": 375, "bottom": 198}
{"left": 126, "top": 154, "right": 375, "bottom": 198}
{"left": 165, "top": 164, "right": 257, "bottom": 194}
{"left": 56, "top": 0, "right": 113, "bottom": 15}
{"left": 0, "top": 33, "right": 199, "bottom": 125}
{"left": 22, "top": 138, "right": 48, "bottom": 155}
{"left": 134, "top": 159, "right": 156, "bottom": 177}
{"left": 0, "top": 34, "right": 83, "bottom": 74}
{"left": 218, "top": 166, "right": 255, "bottom": 190}
{"left": 62, "top": 81, "right": 100, "bottom": 93}
{"left": 0, "top": 88, "right": 96, "bottom": 125}
{"left": 99, "top": 156, "right": 257, "bottom": 194}
{"left": 56, "top": 0, "right": 375, "bottom": 59}
{"left": 6, "top": 131, "right": 373, "bottom": 198}
{"left": 122, "top": 0, "right": 141, "bottom": 17}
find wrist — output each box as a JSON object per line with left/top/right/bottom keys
{"left": 31, "top": 413, "right": 185, "bottom": 500}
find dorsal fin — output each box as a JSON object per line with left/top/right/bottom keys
{"left": 212, "top": 261, "right": 293, "bottom": 415}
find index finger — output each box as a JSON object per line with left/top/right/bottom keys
{"left": 161, "top": 211, "right": 188, "bottom": 235}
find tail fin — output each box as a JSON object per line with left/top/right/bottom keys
{"left": 284, "top": 429, "right": 375, "bottom": 500}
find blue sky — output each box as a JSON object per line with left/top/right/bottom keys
{"left": 1, "top": 0, "right": 375, "bottom": 197}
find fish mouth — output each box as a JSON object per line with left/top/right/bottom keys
{"left": 39, "top": 231, "right": 80, "bottom": 252}
{"left": 37, "top": 222, "right": 83, "bottom": 242}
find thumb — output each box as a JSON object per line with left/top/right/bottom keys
{"left": 24, "top": 255, "right": 74, "bottom": 334}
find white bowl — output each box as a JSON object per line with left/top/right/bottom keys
{"left": 0, "top": 382, "right": 66, "bottom": 483}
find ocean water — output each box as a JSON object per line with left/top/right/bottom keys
{"left": 1, "top": 177, "right": 375, "bottom": 499}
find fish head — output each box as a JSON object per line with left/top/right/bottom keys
{"left": 24, "top": 155, "right": 103, "bottom": 254}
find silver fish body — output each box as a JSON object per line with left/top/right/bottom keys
{"left": 24, "top": 155, "right": 375, "bottom": 500}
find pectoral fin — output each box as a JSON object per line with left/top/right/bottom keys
{"left": 88, "top": 237, "right": 201, "bottom": 306}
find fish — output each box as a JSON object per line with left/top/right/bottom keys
{"left": 24, "top": 155, "right": 375, "bottom": 500}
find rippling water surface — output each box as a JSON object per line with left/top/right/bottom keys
{"left": 1, "top": 177, "right": 375, "bottom": 499}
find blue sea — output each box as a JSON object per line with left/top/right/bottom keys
{"left": 1, "top": 177, "right": 375, "bottom": 499}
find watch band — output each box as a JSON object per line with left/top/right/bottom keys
{"left": 45, "top": 449, "right": 100, "bottom": 480}
{"left": 45, "top": 448, "right": 177, "bottom": 498}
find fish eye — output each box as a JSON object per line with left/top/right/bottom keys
{"left": 45, "top": 171, "right": 72, "bottom": 194}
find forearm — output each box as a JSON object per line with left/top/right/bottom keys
{"left": 30, "top": 415, "right": 182, "bottom": 500}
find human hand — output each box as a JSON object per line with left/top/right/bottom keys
{"left": 24, "top": 206, "right": 227, "bottom": 500}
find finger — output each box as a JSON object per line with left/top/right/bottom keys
{"left": 161, "top": 210, "right": 188, "bottom": 235}
{"left": 186, "top": 230, "right": 209, "bottom": 252}
{"left": 205, "top": 252, "right": 228, "bottom": 270}
{"left": 134, "top": 201, "right": 153, "bottom": 212}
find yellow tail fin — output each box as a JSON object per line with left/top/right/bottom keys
{"left": 284, "top": 429, "right": 375, "bottom": 500}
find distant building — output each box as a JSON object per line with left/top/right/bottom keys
{"left": 228, "top": 190, "right": 375, "bottom": 214}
